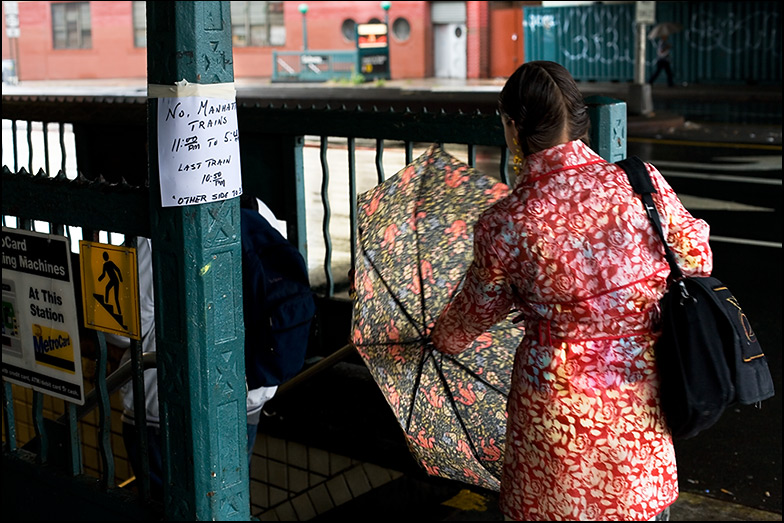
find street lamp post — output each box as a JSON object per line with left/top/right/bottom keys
{"left": 629, "top": 1, "right": 654, "bottom": 115}
{"left": 299, "top": 3, "right": 308, "bottom": 51}
{"left": 381, "top": 1, "right": 390, "bottom": 29}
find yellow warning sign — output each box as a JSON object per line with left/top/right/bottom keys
{"left": 79, "top": 241, "right": 141, "bottom": 340}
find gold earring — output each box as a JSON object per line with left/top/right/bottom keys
{"left": 512, "top": 138, "right": 524, "bottom": 176}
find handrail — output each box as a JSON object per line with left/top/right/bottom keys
{"left": 1, "top": 91, "right": 506, "bottom": 142}
{"left": 275, "top": 344, "right": 356, "bottom": 399}
{"left": 56, "top": 352, "right": 158, "bottom": 424}
{"left": 55, "top": 344, "right": 354, "bottom": 424}
{"left": 56, "top": 344, "right": 354, "bottom": 422}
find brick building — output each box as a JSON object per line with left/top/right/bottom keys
{"left": 2, "top": 1, "right": 533, "bottom": 82}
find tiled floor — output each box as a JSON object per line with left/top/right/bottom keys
{"left": 250, "top": 432, "right": 403, "bottom": 520}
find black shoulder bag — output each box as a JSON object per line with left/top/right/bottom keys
{"left": 617, "top": 156, "right": 774, "bottom": 439}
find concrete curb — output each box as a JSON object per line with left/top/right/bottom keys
{"left": 671, "top": 492, "right": 782, "bottom": 522}
{"left": 628, "top": 111, "right": 686, "bottom": 135}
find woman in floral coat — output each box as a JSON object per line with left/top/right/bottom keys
{"left": 431, "top": 61, "right": 713, "bottom": 521}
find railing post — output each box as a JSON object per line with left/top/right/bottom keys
{"left": 585, "top": 95, "right": 627, "bottom": 162}
{"left": 146, "top": 2, "right": 249, "bottom": 520}
{"left": 237, "top": 132, "right": 307, "bottom": 259}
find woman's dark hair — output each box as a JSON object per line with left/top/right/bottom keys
{"left": 498, "top": 61, "right": 590, "bottom": 155}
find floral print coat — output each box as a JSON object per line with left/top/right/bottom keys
{"left": 432, "top": 140, "right": 713, "bottom": 521}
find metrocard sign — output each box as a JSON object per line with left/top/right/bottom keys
{"left": 2, "top": 227, "right": 85, "bottom": 404}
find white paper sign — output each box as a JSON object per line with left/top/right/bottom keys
{"left": 157, "top": 95, "right": 242, "bottom": 207}
{"left": 635, "top": 1, "right": 656, "bottom": 25}
{"left": 2, "top": 227, "right": 85, "bottom": 405}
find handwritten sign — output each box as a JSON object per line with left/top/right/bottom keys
{"left": 157, "top": 95, "right": 243, "bottom": 207}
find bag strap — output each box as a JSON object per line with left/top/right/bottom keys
{"left": 616, "top": 156, "right": 684, "bottom": 281}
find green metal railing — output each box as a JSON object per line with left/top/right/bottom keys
{"left": 1, "top": 97, "right": 512, "bottom": 522}
{"left": 272, "top": 50, "right": 359, "bottom": 82}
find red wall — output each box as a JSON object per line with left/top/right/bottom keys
{"left": 8, "top": 1, "right": 510, "bottom": 82}
{"left": 232, "top": 1, "right": 431, "bottom": 80}
{"left": 466, "top": 1, "right": 489, "bottom": 79}
{"left": 15, "top": 1, "right": 146, "bottom": 80}
{"left": 2, "top": 3, "right": 10, "bottom": 61}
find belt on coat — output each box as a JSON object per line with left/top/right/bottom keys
{"left": 526, "top": 309, "right": 657, "bottom": 345}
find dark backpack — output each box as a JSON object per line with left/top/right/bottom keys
{"left": 617, "top": 156, "right": 775, "bottom": 439}
{"left": 241, "top": 208, "right": 316, "bottom": 389}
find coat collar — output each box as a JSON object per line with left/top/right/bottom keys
{"left": 515, "top": 140, "right": 606, "bottom": 188}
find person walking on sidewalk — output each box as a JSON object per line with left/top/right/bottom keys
{"left": 649, "top": 35, "right": 675, "bottom": 87}
{"left": 431, "top": 61, "right": 713, "bottom": 521}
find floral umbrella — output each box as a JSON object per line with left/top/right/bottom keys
{"left": 648, "top": 22, "right": 682, "bottom": 39}
{"left": 351, "top": 144, "right": 525, "bottom": 491}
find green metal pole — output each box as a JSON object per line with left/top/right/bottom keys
{"left": 382, "top": 1, "right": 390, "bottom": 28}
{"left": 299, "top": 3, "right": 309, "bottom": 50}
{"left": 585, "top": 95, "right": 627, "bottom": 163}
{"left": 146, "top": 2, "right": 249, "bottom": 520}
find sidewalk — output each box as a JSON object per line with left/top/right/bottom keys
{"left": 312, "top": 470, "right": 784, "bottom": 521}
{"left": 271, "top": 356, "right": 782, "bottom": 522}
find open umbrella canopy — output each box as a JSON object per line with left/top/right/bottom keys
{"left": 648, "top": 22, "right": 682, "bottom": 39}
{"left": 351, "top": 144, "right": 525, "bottom": 491}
